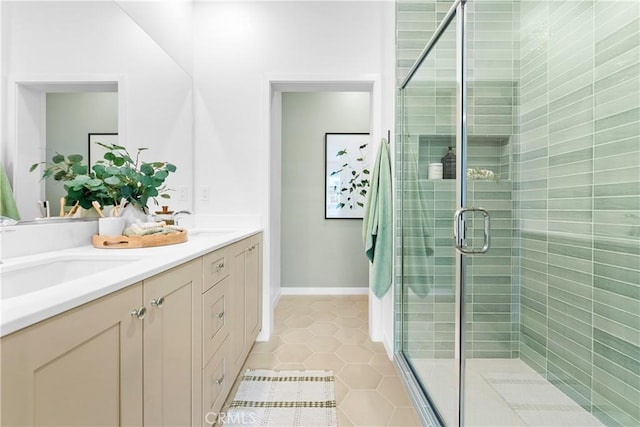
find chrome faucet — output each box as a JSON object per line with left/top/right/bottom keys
{"left": 172, "top": 210, "right": 192, "bottom": 227}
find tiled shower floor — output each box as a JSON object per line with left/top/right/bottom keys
{"left": 222, "top": 295, "right": 421, "bottom": 426}
{"left": 411, "top": 358, "right": 604, "bottom": 426}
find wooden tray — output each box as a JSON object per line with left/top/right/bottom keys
{"left": 92, "top": 229, "right": 188, "bottom": 249}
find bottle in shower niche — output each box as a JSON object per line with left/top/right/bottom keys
{"left": 441, "top": 146, "right": 456, "bottom": 179}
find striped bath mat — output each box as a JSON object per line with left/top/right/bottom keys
{"left": 225, "top": 369, "right": 337, "bottom": 427}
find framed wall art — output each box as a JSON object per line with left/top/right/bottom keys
{"left": 324, "top": 132, "right": 371, "bottom": 219}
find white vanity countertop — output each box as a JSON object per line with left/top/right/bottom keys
{"left": 0, "top": 227, "right": 262, "bottom": 337}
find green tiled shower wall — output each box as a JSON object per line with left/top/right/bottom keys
{"left": 396, "top": 0, "right": 640, "bottom": 425}
{"left": 517, "top": 1, "right": 640, "bottom": 425}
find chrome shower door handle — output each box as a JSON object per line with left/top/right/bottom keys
{"left": 454, "top": 207, "right": 490, "bottom": 254}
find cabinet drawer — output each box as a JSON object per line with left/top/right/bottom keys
{"left": 203, "top": 247, "right": 229, "bottom": 293}
{"left": 203, "top": 276, "right": 230, "bottom": 366}
{"left": 203, "top": 336, "right": 229, "bottom": 425}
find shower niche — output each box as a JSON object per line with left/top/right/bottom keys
{"left": 418, "top": 134, "right": 511, "bottom": 181}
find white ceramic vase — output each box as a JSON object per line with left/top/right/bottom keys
{"left": 120, "top": 204, "right": 149, "bottom": 227}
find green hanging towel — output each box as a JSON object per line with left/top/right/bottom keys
{"left": 362, "top": 138, "right": 392, "bottom": 298}
{"left": 0, "top": 164, "right": 21, "bottom": 220}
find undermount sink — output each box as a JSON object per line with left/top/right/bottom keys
{"left": 1, "top": 255, "right": 141, "bottom": 300}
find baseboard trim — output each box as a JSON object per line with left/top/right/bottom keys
{"left": 280, "top": 287, "right": 368, "bottom": 296}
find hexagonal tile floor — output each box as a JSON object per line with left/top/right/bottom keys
{"left": 221, "top": 295, "right": 421, "bottom": 427}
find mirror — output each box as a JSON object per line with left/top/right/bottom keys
{"left": 11, "top": 82, "right": 120, "bottom": 220}
{"left": 2, "top": 1, "right": 194, "bottom": 222}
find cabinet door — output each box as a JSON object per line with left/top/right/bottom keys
{"left": 230, "top": 242, "right": 247, "bottom": 379}
{"left": 1, "top": 284, "right": 143, "bottom": 427}
{"left": 245, "top": 236, "right": 262, "bottom": 344}
{"left": 143, "top": 259, "right": 203, "bottom": 427}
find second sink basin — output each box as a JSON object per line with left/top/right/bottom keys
{"left": 1, "top": 255, "right": 141, "bottom": 300}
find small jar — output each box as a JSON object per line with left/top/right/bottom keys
{"left": 155, "top": 205, "right": 175, "bottom": 225}
{"left": 428, "top": 163, "right": 443, "bottom": 180}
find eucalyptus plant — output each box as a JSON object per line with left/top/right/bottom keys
{"left": 31, "top": 143, "right": 176, "bottom": 211}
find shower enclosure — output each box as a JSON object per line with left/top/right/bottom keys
{"left": 395, "top": 0, "right": 640, "bottom": 426}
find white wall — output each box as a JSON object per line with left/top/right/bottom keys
{"left": 193, "top": 0, "right": 396, "bottom": 345}
{"left": 281, "top": 91, "right": 370, "bottom": 290}
{"left": 193, "top": 1, "right": 394, "bottom": 216}
{"left": 1, "top": 0, "right": 194, "bottom": 218}
{"left": 115, "top": 0, "right": 194, "bottom": 77}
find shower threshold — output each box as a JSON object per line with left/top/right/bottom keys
{"left": 410, "top": 358, "right": 604, "bottom": 426}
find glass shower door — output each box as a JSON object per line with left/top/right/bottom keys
{"left": 398, "top": 12, "right": 460, "bottom": 427}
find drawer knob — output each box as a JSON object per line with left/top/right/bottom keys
{"left": 130, "top": 307, "right": 146, "bottom": 320}
{"left": 217, "top": 311, "right": 225, "bottom": 319}
{"left": 151, "top": 296, "right": 165, "bottom": 308}
{"left": 214, "top": 374, "right": 225, "bottom": 385}
{"left": 215, "top": 262, "right": 225, "bottom": 272}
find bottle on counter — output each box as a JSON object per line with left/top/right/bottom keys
{"left": 441, "top": 146, "right": 456, "bottom": 179}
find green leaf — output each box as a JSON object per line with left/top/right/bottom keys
{"left": 113, "top": 157, "right": 125, "bottom": 167}
{"left": 53, "top": 170, "right": 66, "bottom": 180}
{"left": 71, "top": 163, "right": 87, "bottom": 176}
{"left": 139, "top": 175, "right": 154, "bottom": 187}
{"left": 351, "top": 170, "right": 356, "bottom": 176}
{"left": 67, "top": 154, "right": 83, "bottom": 163}
{"left": 359, "top": 144, "right": 367, "bottom": 149}
{"left": 140, "top": 164, "right": 154, "bottom": 176}
{"left": 160, "top": 193, "right": 171, "bottom": 199}
{"left": 104, "top": 176, "right": 121, "bottom": 185}
{"left": 71, "top": 175, "right": 91, "bottom": 185}
{"left": 104, "top": 152, "right": 116, "bottom": 161}
{"left": 155, "top": 170, "right": 169, "bottom": 180}
{"left": 329, "top": 169, "right": 342, "bottom": 176}
{"left": 336, "top": 150, "right": 347, "bottom": 156}
{"left": 362, "top": 169, "right": 370, "bottom": 174}
{"left": 165, "top": 163, "right": 177, "bottom": 173}
{"left": 336, "top": 203, "right": 345, "bottom": 209}
{"left": 360, "top": 190, "right": 366, "bottom": 196}
{"left": 357, "top": 202, "right": 364, "bottom": 207}
{"left": 52, "top": 154, "right": 65, "bottom": 164}
{"left": 120, "top": 186, "right": 133, "bottom": 197}
{"left": 29, "top": 163, "right": 39, "bottom": 172}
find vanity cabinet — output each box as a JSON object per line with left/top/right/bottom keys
{"left": 0, "top": 259, "right": 202, "bottom": 427}
{"left": 0, "top": 284, "right": 145, "bottom": 426}
{"left": 1, "top": 232, "right": 262, "bottom": 427}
